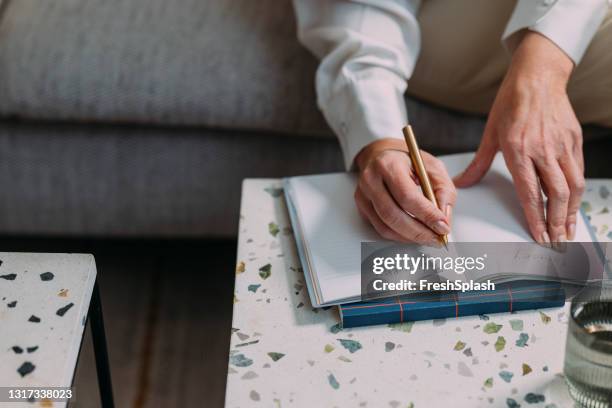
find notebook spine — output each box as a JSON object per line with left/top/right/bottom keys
{"left": 340, "top": 283, "right": 565, "bottom": 328}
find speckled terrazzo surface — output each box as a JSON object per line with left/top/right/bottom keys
{"left": 0, "top": 253, "right": 96, "bottom": 408}
{"left": 226, "top": 179, "right": 612, "bottom": 408}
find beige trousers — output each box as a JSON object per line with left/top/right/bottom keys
{"left": 408, "top": 0, "right": 612, "bottom": 127}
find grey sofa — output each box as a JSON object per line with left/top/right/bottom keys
{"left": 0, "top": 0, "right": 606, "bottom": 237}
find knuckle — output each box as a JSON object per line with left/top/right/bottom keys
{"left": 549, "top": 218, "right": 566, "bottom": 229}
{"left": 412, "top": 230, "right": 433, "bottom": 244}
{"left": 573, "top": 136, "right": 584, "bottom": 152}
{"left": 399, "top": 189, "right": 419, "bottom": 209}
{"left": 520, "top": 180, "right": 542, "bottom": 203}
{"left": 535, "top": 221, "right": 548, "bottom": 232}
{"left": 525, "top": 190, "right": 542, "bottom": 205}
{"left": 372, "top": 155, "right": 391, "bottom": 174}
{"left": 388, "top": 153, "right": 409, "bottom": 170}
{"left": 357, "top": 179, "right": 367, "bottom": 196}
{"left": 505, "top": 136, "right": 526, "bottom": 154}
{"left": 421, "top": 208, "right": 439, "bottom": 226}
{"left": 361, "top": 167, "right": 375, "bottom": 183}
{"left": 529, "top": 217, "right": 548, "bottom": 233}
{"left": 429, "top": 158, "right": 446, "bottom": 172}
{"left": 540, "top": 152, "right": 557, "bottom": 168}
{"left": 395, "top": 180, "right": 414, "bottom": 200}
{"left": 503, "top": 129, "right": 521, "bottom": 145}
{"left": 562, "top": 140, "right": 574, "bottom": 156}
{"left": 443, "top": 186, "right": 458, "bottom": 203}
{"left": 551, "top": 185, "right": 570, "bottom": 202}
{"left": 358, "top": 175, "right": 375, "bottom": 195}
{"left": 535, "top": 147, "right": 553, "bottom": 163}
{"left": 402, "top": 187, "right": 420, "bottom": 202}
{"left": 571, "top": 179, "right": 585, "bottom": 195}
{"left": 510, "top": 159, "right": 531, "bottom": 178}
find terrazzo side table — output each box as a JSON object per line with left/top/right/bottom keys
{"left": 225, "top": 179, "right": 612, "bottom": 408}
{"left": 0, "top": 253, "right": 114, "bottom": 408}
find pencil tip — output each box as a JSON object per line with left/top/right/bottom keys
{"left": 440, "top": 235, "right": 449, "bottom": 251}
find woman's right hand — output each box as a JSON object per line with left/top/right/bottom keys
{"left": 354, "top": 138, "right": 456, "bottom": 245}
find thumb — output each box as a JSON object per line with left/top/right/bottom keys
{"left": 453, "top": 134, "right": 498, "bottom": 188}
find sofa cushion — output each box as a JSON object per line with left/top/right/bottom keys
{"left": 0, "top": 0, "right": 489, "bottom": 152}
{"left": 0, "top": 121, "right": 345, "bottom": 236}
{"left": 0, "top": 0, "right": 329, "bottom": 135}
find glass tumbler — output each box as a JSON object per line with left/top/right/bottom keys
{"left": 564, "top": 284, "right": 612, "bottom": 408}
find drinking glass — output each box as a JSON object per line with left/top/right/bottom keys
{"left": 564, "top": 284, "right": 612, "bottom": 408}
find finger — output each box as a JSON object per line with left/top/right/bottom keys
{"left": 372, "top": 156, "right": 450, "bottom": 235}
{"left": 355, "top": 187, "right": 408, "bottom": 242}
{"left": 537, "top": 161, "right": 570, "bottom": 245}
{"left": 454, "top": 132, "right": 498, "bottom": 187}
{"left": 506, "top": 156, "right": 548, "bottom": 245}
{"left": 574, "top": 141, "right": 584, "bottom": 175}
{"left": 559, "top": 158, "right": 585, "bottom": 241}
{"left": 423, "top": 153, "right": 457, "bottom": 219}
{"left": 572, "top": 126, "right": 584, "bottom": 174}
{"left": 358, "top": 175, "right": 441, "bottom": 244}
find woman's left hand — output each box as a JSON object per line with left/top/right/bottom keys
{"left": 454, "top": 31, "right": 584, "bottom": 246}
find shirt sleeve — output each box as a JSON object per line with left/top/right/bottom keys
{"left": 503, "top": 0, "right": 610, "bottom": 65}
{"left": 292, "top": 0, "right": 422, "bottom": 170}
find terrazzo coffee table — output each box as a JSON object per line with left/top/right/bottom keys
{"left": 0, "top": 253, "right": 113, "bottom": 407}
{"left": 225, "top": 179, "right": 612, "bottom": 408}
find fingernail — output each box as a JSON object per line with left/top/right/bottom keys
{"left": 433, "top": 220, "right": 450, "bottom": 235}
{"left": 567, "top": 223, "right": 576, "bottom": 241}
{"left": 553, "top": 234, "right": 567, "bottom": 252}
{"left": 445, "top": 205, "right": 453, "bottom": 223}
{"left": 540, "top": 231, "right": 551, "bottom": 248}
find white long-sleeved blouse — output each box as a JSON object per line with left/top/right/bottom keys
{"left": 293, "top": 0, "right": 610, "bottom": 169}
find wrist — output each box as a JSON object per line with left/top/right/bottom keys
{"left": 355, "top": 138, "right": 408, "bottom": 171}
{"left": 508, "top": 31, "right": 573, "bottom": 91}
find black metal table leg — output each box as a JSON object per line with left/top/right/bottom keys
{"left": 89, "top": 281, "right": 115, "bottom": 408}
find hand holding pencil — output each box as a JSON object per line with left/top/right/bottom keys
{"left": 354, "top": 131, "right": 456, "bottom": 246}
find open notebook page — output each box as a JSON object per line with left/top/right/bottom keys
{"left": 285, "top": 172, "right": 373, "bottom": 306}
{"left": 284, "top": 152, "right": 592, "bottom": 307}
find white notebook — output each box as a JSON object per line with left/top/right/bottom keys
{"left": 284, "top": 152, "right": 595, "bottom": 307}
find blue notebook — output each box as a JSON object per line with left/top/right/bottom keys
{"left": 339, "top": 280, "right": 565, "bottom": 328}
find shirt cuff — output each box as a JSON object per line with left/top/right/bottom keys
{"left": 320, "top": 74, "right": 408, "bottom": 170}
{"left": 503, "top": 0, "right": 610, "bottom": 65}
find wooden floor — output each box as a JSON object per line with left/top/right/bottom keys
{"left": 0, "top": 238, "right": 236, "bottom": 408}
